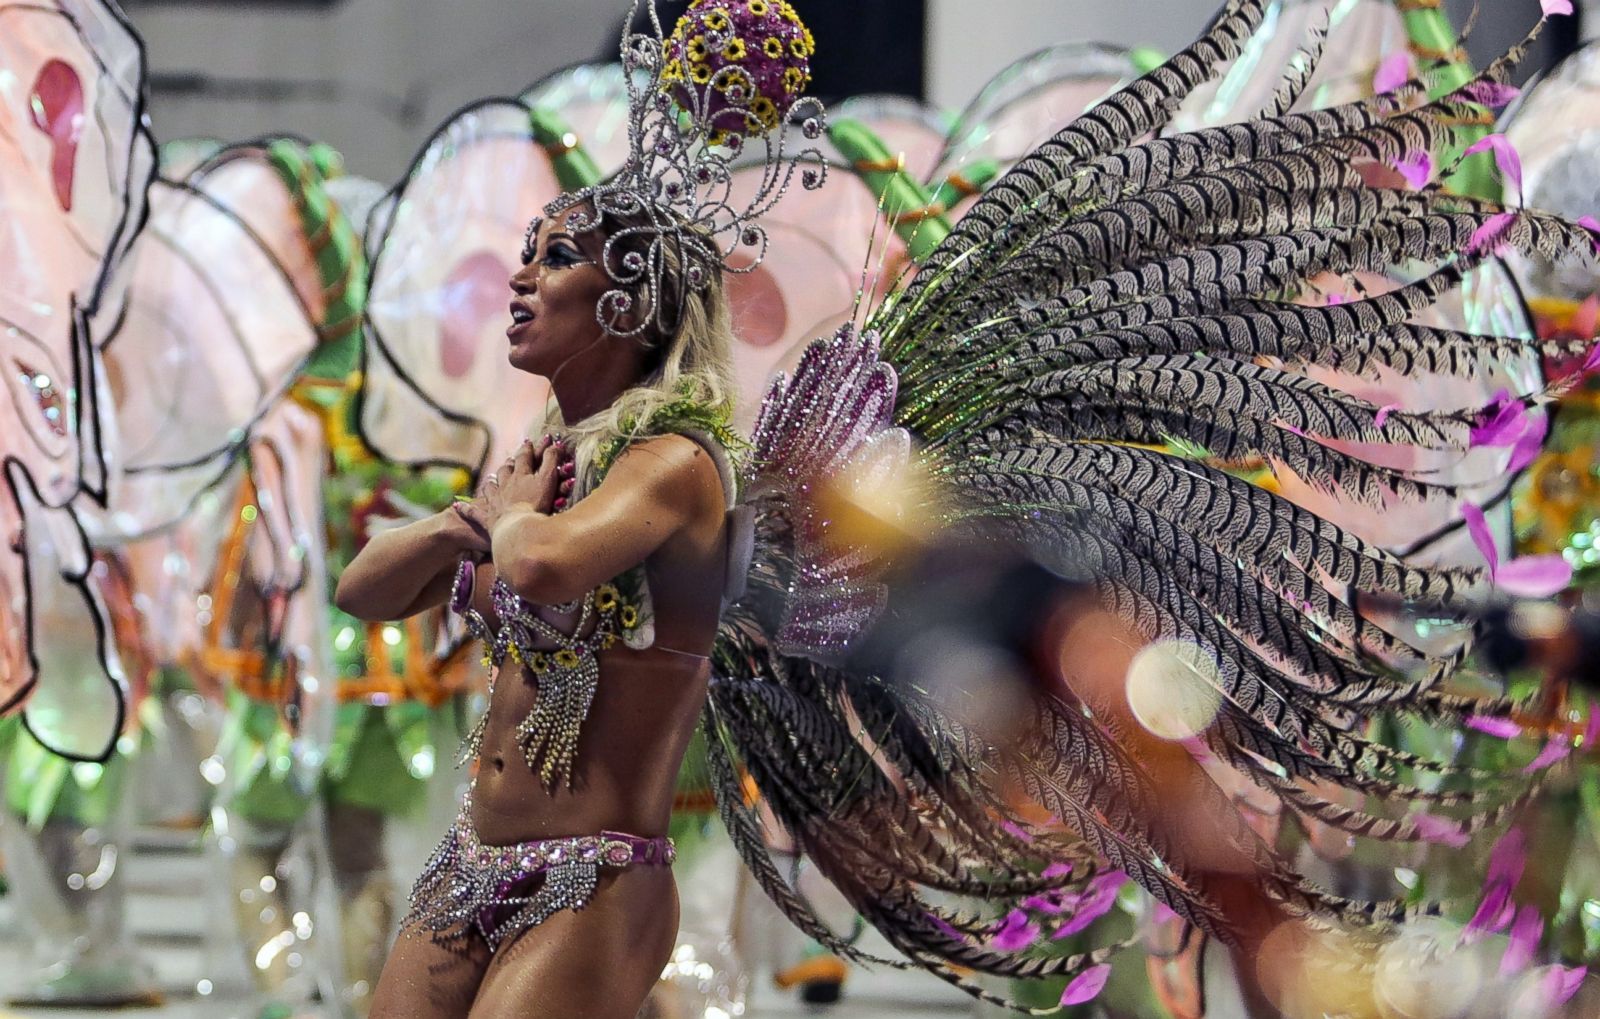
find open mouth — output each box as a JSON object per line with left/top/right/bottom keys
{"left": 509, "top": 304, "right": 534, "bottom": 326}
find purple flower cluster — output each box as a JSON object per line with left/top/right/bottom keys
{"left": 663, "top": 0, "right": 814, "bottom": 138}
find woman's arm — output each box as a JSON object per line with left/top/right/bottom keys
{"left": 489, "top": 435, "right": 724, "bottom": 606}
{"left": 334, "top": 508, "right": 487, "bottom": 621}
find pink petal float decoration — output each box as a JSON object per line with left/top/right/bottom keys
{"left": 1500, "top": 904, "right": 1544, "bottom": 975}
{"left": 1462, "top": 501, "right": 1573, "bottom": 597}
{"left": 1060, "top": 963, "right": 1113, "bottom": 1007}
{"left": 1463, "top": 134, "right": 1524, "bottom": 196}
{"left": 1395, "top": 151, "right": 1432, "bottom": 190}
{"left": 1468, "top": 212, "right": 1518, "bottom": 256}
{"left": 992, "top": 909, "right": 1040, "bottom": 951}
{"left": 1541, "top": 0, "right": 1574, "bottom": 16}
{"left": 1374, "top": 51, "right": 1411, "bottom": 94}
{"left": 1412, "top": 812, "right": 1470, "bottom": 848}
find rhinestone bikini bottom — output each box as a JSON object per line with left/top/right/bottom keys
{"left": 401, "top": 796, "right": 675, "bottom": 950}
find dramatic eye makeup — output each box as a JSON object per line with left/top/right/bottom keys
{"left": 520, "top": 217, "right": 543, "bottom": 265}
{"left": 541, "top": 233, "right": 589, "bottom": 268}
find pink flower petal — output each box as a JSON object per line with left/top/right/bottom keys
{"left": 1060, "top": 964, "right": 1113, "bottom": 1007}
{"left": 1458, "top": 81, "right": 1522, "bottom": 107}
{"left": 1488, "top": 828, "right": 1528, "bottom": 888}
{"left": 1507, "top": 412, "right": 1547, "bottom": 472}
{"left": 1549, "top": 965, "right": 1587, "bottom": 1005}
{"left": 1583, "top": 712, "right": 1600, "bottom": 747}
{"left": 1375, "top": 403, "right": 1401, "bottom": 428}
{"left": 1467, "top": 714, "right": 1522, "bottom": 740}
{"left": 1461, "top": 501, "right": 1499, "bottom": 577}
{"left": 1054, "top": 873, "right": 1126, "bottom": 938}
{"left": 1468, "top": 212, "right": 1517, "bottom": 255}
{"left": 1464, "top": 134, "right": 1524, "bottom": 195}
{"left": 1001, "top": 819, "right": 1035, "bottom": 843}
{"left": 1541, "top": 0, "right": 1574, "bottom": 16}
{"left": 1579, "top": 216, "right": 1600, "bottom": 256}
{"left": 1042, "top": 861, "right": 1075, "bottom": 880}
{"left": 1522, "top": 738, "right": 1572, "bottom": 774}
{"left": 1500, "top": 904, "right": 1544, "bottom": 975}
{"left": 1413, "top": 812, "right": 1470, "bottom": 848}
{"left": 993, "top": 909, "right": 1040, "bottom": 951}
{"left": 1023, "top": 894, "right": 1069, "bottom": 914}
{"left": 1395, "top": 151, "right": 1433, "bottom": 190}
{"left": 928, "top": 911, "right": 970, "bottom": 944}
{"left": 1374, "top": 51, "right": 1411, "bottom": 93}
{"left": 1325, "top": 292, "right": 1349, "bottom": 306}
{"left": 1470, "top": 389, "right": 1526, "bottom": 449}
{"left": 1153, "top": 902, "right": 1179, "bottom": 925}
{"left": 1465, "top": 883, "right": 1516, "bottom": 943}
{"left": 1496, "top": 555, "right": 1574, "bottom": 598}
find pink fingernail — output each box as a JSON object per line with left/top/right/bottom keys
{"left": 554, "top": 498, "right": 568, "bottom": 510}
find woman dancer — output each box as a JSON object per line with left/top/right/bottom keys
{"left": 337, "top": 0, "right": 1600, "bottom": 1016}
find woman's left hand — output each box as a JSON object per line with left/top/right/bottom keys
{"left": 456, "top": 436, "right": 576, "bottom": 537}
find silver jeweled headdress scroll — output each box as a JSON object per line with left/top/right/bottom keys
{"left": 541, "top": 0, "right": 829, "bottom": 338}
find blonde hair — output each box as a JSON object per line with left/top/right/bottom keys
{"left": 541, "top": 205, "right": 738, "bottom": 494}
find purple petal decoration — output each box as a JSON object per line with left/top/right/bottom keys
{"left": 1374, "top": 51, "right": 1411, "bottom": 93}
{"left": 1042, "top": 861, "right": 1075, "bottom": 880}
{"left": 1496, "top": 555, "right": 1574, "bottom": 598}
{"left": 1578, "top": 216, "right": 1600, "bottom": 254}
{"left": 1464, "top": 134, "right": 1524, "bottom": 195}
{"left": 1499, "top": 904, "right": 1544, "bottom": 975}
{"left": 1539, "top": 965, "right": 1588, "bottom": 1006}
{"left": 992, "top": 909, "right": 1040, "bottom": 951}
{"left": 1584, "top": 712, "right": 1600, "bottom": 747}
{"left": 1489, "top": 828, "right": 1528, "bottom": 888}
{"left": 1459, "top": 80, "right": 1522, "bottom": 107}
{"left": 1375, "top": 403, "right": 1401, "bottom": 428}
{"left": 1470, "top": 389, "right": 1526, "bottom": 449}
{"left": 1467, "top": 714, "right": 1522, "bottom": 740}
{"left": 1461, "top": 501, "right": 1500, "bottom": 577}
{"left": 1542, "top": 0, "right": 1574, "bottom": 15}
{"left": 1060, "top": 964, "right": 1113, "bottom": 1007}
{"left": 1023, "top": 894, "right": 1069, "bottom": 915}
{"left": 1464, "top": 884, "right": 1515, "bottom": 944}
{"left": 1153, "top": 903, "right": 1179, "bottom": 925}
{"left": 1413, "top": 812, "right": 1470, "bottom": 848}
{"left": 1395, "top": 151, "right": 1433, "bottom": 190}
{"left": 927, "top": 911, "right": 970, "bottom": 944}
{"left": 1522, "top": 738, "right": 1572, "bottom": 774}
{"left": 1507, "top": 412, "right": 1547, "bottom": 473}
{"left": 1468, "top": 212, "right": 1517, "bottom": 255}
{"left": 1054, "top": 872, "right": 1125, "bottom": 938}
{"left": 1325, "top": 292, "right": 1348, "bottom": 306}
{"left": 1001, "top": 819, "right": 1035, "bottom": 843}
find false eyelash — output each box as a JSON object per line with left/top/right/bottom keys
{"left": 521, "top": 217, "right": 543, "bottom": 265}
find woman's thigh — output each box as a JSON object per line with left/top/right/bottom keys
{"left": 467, "top": 868, "right": 680, "bottom": 1019}
{"left": 370, "top": 926, "right": 493, "bottom": 1019}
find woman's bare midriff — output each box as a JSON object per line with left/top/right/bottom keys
{"left": 469, "top": 643, "right": 710, "bottom": 845}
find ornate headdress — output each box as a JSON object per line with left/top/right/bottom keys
{"left": 541, "top": 0, "right": 828, "bottom": 338}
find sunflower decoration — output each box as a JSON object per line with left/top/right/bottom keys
{"left": 663, "top": 0, "right": 814, "bottom": 141}
{"left": 553, "top": 649, "right": 582, "bottom": 670}
{"left": 595, "top": 584, "right": 621, "bottom": 613}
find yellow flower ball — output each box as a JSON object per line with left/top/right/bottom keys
{"left": 748, "top": 0, "right": 770, "bottom": 14}
{"left": 662, "top": 58, "right": 685, "bottom": 83}
{"left": 687, "top": 34, "right": 710, "bottom": 61}
{"left": 621, "top": 606, "right": 640, "bottom": 629}
{"left": 595, "top": 586, "right": 619, "bottom": 612}
{"left": 690, "top": 61, "right": 714, "bottom": 84}
{"left": 783, "top": 66, "right": 806, "bottom": 94}
{"left": 789, "top": 36, "right": 808, "bottom": 59}
{"left": 704, "top": 8, "right": 730, "bottom": 31}
{"left": 763, "top": 36, "right": 785, "bottom": 59}
{"left": 779, "top": 2, "right": 800, "bottom": 23}
{"left": 554, "top": 649, "right": 581, "bottom": 669}
{"left": 723, "top": 37, "right": 747, "bottom": 62}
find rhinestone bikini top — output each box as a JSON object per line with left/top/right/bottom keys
{"left": 451, "top": 431, "right": 748, "bottom": 790}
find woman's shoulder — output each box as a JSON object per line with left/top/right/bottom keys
{"left": 606, "top": 429, "right": 739, "bottom": 511}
